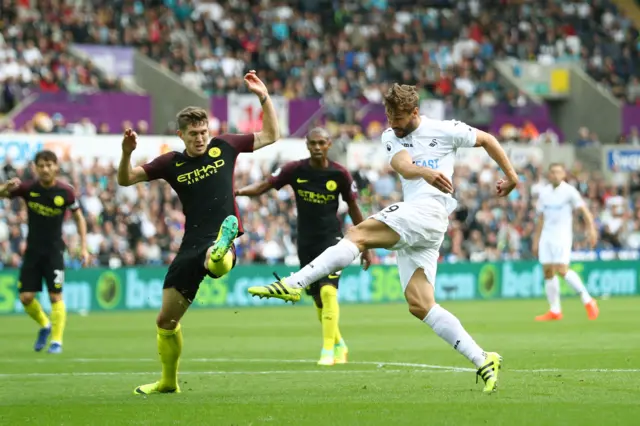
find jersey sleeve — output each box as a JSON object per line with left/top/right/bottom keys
{"left": 570, "top": 187, "right": 586, "bottom": 209}
{"left": 339, "top": 167, "right": 358, "bottom": 202}
{"left": 381, "top": 129, "right": 406, "bottom": 164}
{"left": 444, "top": 119, "right": 477, "bottom": 149}
{"left": 535, "top": 194, "right": 544, "bottom": 214}
{"left": 141, "top": 152, "right": 175, "bottom": 182}
{"left": 268, "top": 161, "right": 297, "bottom": 190}
{"left": 8, "top": 180, "right": 30, "bottom": 199}
{"left": 64, "top": 185, "right": 80, "bottom": 211}
{"left": 218, "top": 134, "right": 255, "bottom": 153}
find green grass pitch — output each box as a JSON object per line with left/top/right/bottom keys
{"left": 1, "top": 298, "right": 639, "bottom": 425}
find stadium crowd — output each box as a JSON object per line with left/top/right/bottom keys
{"left": 1, "top": 0, "right": 640, "bottom": 268}
{"left": 2, "top": 0, "right": 638, "bottom": 127}
{"left": 0, "top": 1, "right": 125, "bottom": 114}
{"left": 1, "top": 157, "right": 639, "bottom": 270}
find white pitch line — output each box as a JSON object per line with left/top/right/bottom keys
{"left": 0, "top": 357, "right": 638, "bottom": 373}
{"left": 0, "top": 357, "right": 472, "bottom": 372}
{"left": 0, "top": 369, "right": 451, "bottom": 379}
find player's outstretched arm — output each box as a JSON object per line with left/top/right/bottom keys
{"left": 390, "top": 150, "right": 453, "bottom": 194}
{"left": 117, "top": 129, "right": 149, "bottom": 186}
{"left": 0, "top": 177, "right": 21, "bottom": 198}
{"left": 235, "top": 180, "right": 273, "bottom": 197}
{"left": 72, "top": 209, "right": 90, "bottom": 266}
{"left": 577, "top": 205, "right": 598, "bottom": 248}
{"left": 532, "top": 213, "right": 544, "bottom": 257}
{"left": 244, "top": 71, "right": 280, "bottom": 151}
{"left": 474, "top": 130, "right": 519, "bottom": 196}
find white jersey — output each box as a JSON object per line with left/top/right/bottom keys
{"left": 381, "top": 116, "right": 477, "bottom": 213}
{"left": 536, "top": 181, "right": 585, "bottom": 243}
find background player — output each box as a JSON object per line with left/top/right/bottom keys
{"left": 117, "top": 71, "right": 280, "bottom": 395}
{"left": 235, "top": 127, "right": 371, "bottom": 366}
{"left": 0, "top": 150, "right": 89, "bottom": 354}
{"left": 248, "top": 84, "right": 519, "bottom": 393}
{"left": 532, "top": 163, "right": 599, "bottom": 321}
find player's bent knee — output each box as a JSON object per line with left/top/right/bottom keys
{"left": 345, "top": 226, "right": 367, "bottom": 251}
{"left": 49, "top": 293, "right": 62, "bottom": 303}
{"left": 319, "top": 284, "right": 337, "bottom": 301}
{"left": 542, "top": 266, "right": 555, "bottom": 279}
{"left": 19, "top": 293, "right": 35, "bottom": 305}
{"left": 556, "top": 265, "right": 569, "bottom": 276}
{"left": 405, "top": 287, "right": 437, "bottom": 320}
{"left": 156, "top": 314, "right": 179, "bottom": 331}
{"left": 404, "top": 269, "right": 436, "bottom": 320}
{"left": 407, "top": 301, "right": 436, "bottom": 320}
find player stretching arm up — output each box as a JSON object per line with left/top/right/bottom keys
{"left": 236, "top": 127, "right": 371, "bottom": 366}
{"left": 248, "top": 83, "right": 518, "bottom": 393}
{"left": 116, "top": 71, "right": 281, "bottom": 396}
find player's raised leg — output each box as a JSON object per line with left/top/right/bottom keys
{"left": 558, "top": 265, "right": 599, "bottom": 320}
{"left": 535, "top": 264, "right": 563, "bottom": 321}
{"left": 248, "top": 218, "right": 397, "bottom": 302}
{"left": 208, "top": 215, "right": 239, "bottom": 265}
{"left": 134, "top": 288, "right": 188, "bottom": 395}
{"left": 404, "top": 266, "right": 501, "bottom": 393}
{"left": 20, "top": 291, "right": 51, "bottom": 352}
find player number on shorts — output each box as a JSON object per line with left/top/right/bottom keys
{"left": 53, "top": 269, "right": 65, "bottom": 286}
{"left": 384, "top": 205, "right": 400, "bottom": 213}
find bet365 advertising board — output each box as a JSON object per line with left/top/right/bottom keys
{"left": 0, "top": 261, "right": 637, "bottom": 314}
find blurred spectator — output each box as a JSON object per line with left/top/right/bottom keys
{"left": 0, "top": 0, "right": 125, "bottom": 114}
{"left": 1, "top": 155, "right": 640, "bottom": 269}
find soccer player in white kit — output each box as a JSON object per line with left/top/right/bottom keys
{"left": 248, "top": 84, "right": 519, "bottom": 393}
{"left": 532, "top": 163, "right": 600, "bottom": 321}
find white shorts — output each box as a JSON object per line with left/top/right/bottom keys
{"left": 538, "top": 237, "right": 572, "bottom": 265}
{"left": 370, "top": 199, "right": 448, "bottom": 290}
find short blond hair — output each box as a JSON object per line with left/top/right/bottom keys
{"left": 383, "top": 84, "right": 419, "bottom": 115}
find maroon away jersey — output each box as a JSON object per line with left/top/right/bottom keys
{"left": 268, "top": 159, "right": 357, "bottom": 243}
{"left": 9, "top": 180, "right": 79, "bottom": 253}
{"left": 142, "top": 134, "right": 253, "bottom": 248}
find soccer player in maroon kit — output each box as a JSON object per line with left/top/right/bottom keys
{"left": 236, "top": 127, "right": 370, "bottom": 365}
{"left": 0, "top": 150, "right": 89, "bottom": 354}
{"left": 117, "top": 71, "right": 280, "bottom": 395}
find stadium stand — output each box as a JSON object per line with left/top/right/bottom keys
{"left": 1, "top": 159, "right": 639, "bottom": 269}
{"left": 477, "top": 0, "right": 640, "bottom": 104}
{"left": 2, "top": 0, "right": 638, "bottom": 133}
{"left": 1, "top": 0, "right": 640, "bottom": 267}
{"left": 0, "top": 0, "right": 125, "bottom": 114}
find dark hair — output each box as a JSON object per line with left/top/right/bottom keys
{"left": 548, "top": 162, "right": 565, "bottom": 170}
{"left": 34, "top": 150, "right": 57, "bottom": 164}
{"left": 383, "top": 83, "right": 419, "bottom": 115}
{"left": 306, "top": 127, "right": 330, "bottom": 141}
{"left": 176, "top": 106, "right": 209, "bottom": 131}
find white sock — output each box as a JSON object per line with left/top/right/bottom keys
{"left": 287, "top": 239, "right": 360, "bottom": 288}
{"left": 545, "top": 276, "right": 561, "bottom": 313}
{"left": 423, "top": 304, "right": 486, "bottom": 368}
{"left": 563, "top": 270, "right": 592, "bottom": 304}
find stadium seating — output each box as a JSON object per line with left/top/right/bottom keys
{"left": 0, "top": 2, "right": 124, "bottom": 114}
{"left": 1, "top": 1, "right": 639, "bottom": 265}
{"left": 1, "top": 159, "right": 638, "bottom": 268}
{"left": 2, "top": 0, "right": 637, "bottom": 133}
